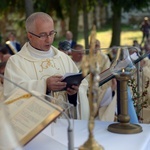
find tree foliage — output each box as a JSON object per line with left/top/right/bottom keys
{"left": 102, "top": 0, "right": 150, "bottom": 46}
{"left": 103, "top": 0, "right": 150, "bottom": 11}
{"left": 0, "top": 0, "right": 149, "bottom": 46}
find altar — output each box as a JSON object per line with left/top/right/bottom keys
{"left": 24, "top": 119, "right": 150, "bottom": 150}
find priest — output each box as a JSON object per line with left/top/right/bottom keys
{"left": 3, "top": 12, "right": 89, "bottom": 120}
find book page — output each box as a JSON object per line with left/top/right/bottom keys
{"left": 100, "top": 68, "right": 112, "bottom": 81}
{"left": 61, "top": 72, "right": 82, "bottom": 80}
{"left": 4, "top": 89, "right": 63, "bottom": 145}
{"left": 130, "top": 52, "right": 139, "bottom": 60}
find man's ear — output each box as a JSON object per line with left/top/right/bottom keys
{"left": 27, "top": 32, "right": 32, "bottom": 40}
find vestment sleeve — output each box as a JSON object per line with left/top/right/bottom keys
{"left": 3, "top": 57, "right": 46, "bottom": 99}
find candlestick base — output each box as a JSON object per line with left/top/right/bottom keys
{"left": 108, "top": 123, "right": 142, "bottom": 134}
{"left": 79, "top": 134, "right": 104, "bottom": 150}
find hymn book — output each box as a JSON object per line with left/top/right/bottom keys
{"left": 99, "top": 52, "right": 149, "bottom": 86}
{"left": 4, "top": 89, "right": 63, "bottom": 146}
{"left": 61, "top": 72, "right": 84, "bottom": 90}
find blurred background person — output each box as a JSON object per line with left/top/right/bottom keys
{"left": 0, "top": 45, "right": 9, "bottom": 62}
{"left": 65, "top": 30, "right": 76, "bottom": 48}
{"left": 143, "top": 38, "right": 150, "bottom": 54}
{"left": 132, "top": 40, "right": 142, "bottom": 50}
{"left": 0, "top": 45, "right": 10, "bottom": 99}
{"left": 94, "top": 39, "right": 111, "bottom": 72}
{"left": 140, "top": 17, "right": 150, "bottom": 46}
{"left": 0, "top": 53, "right": 11, "bottom": 101}
{"left": 82, "top": 39, "right": 117, "bottom": 121}
{"left": 140, "top": 56, "right": 150, "bottom": 123}
{"left": 71, "top": 44, "right": 84, "bottom": 71}
{"left": 94, "top": 39, "right": 117, "bottom": 121}
{"left": 5, "top": 32, "right": 21, "bottom": 55}
{"left": 58, "top": 40, "right": 71, "bottom": 55}
{"left": 0, "top": 54, "right": 11, "bottom": 79}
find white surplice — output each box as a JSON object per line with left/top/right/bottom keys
{"left": 96, "top": 52, "right": 116, "bottom": 121}
{"left": 3, "top": 42, "right": 89, "bottom": 120}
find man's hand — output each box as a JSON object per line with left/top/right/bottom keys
{"left": 47, "top": 75, "right": 79, "bottom": 94}
{"left": 47, "top": 75, "right": 67, "bottom": 92}
{"left": 66, "top": 85, "right": 79, "bottom": 95}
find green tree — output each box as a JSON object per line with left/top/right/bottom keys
{"left": 80, "top": 0, "right": 97, "bottom": 49}
{"left": 82, "top": 0, "right": 89, "bottom": 49}
{"left": 103, "top": 0, "right": 150, "bottom": 47}
{"left": 0, "top": 0, "right": 26, "bottom": 43}
{"left": 0, "top": 0, "right": 98, "bottom": 46}
{"left": 25, "top": 0, "right": 34, "bottom": 18}
{"left": 0, "top": 0, "right": 62, "bottom": 43}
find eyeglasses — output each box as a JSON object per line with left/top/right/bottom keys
{"left": 29, "top": 30, "right": 57, "bottom": 39}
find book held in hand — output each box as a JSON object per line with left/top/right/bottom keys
{"left": 61, "top": 72, "right": 84, "bottom": 90}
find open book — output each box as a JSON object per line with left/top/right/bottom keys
{"left": 61, "top": 72, "right": 84, "bottom": 90}
{"left": 99, "top": 52, "right": 150, "bottom": 86}
{"left": 4, "top": 89, "right": 63, "bottom": 146}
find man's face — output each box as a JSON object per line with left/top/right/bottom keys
{"left": 66, "top": 32, "right": 73, "bottom": 40}
{"left": 27, "top": 19, "right": 55, "bottom": 51}
{"left": 72, "top": 47, "right": 84, "bottom": 62}
{"left": 9, "top": 34, "right": 15, "bottom": 41}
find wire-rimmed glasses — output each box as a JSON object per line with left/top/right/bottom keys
{"left": 29, "top": 30, "right": 57, "bottom": 40}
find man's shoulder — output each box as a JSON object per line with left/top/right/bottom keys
{"left": 7, "top": 53, "right": 20, "bottom": 62}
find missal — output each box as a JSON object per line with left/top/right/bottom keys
{"left": 4, "top": 89, "right": 63, "bottom": 146}
{"left": 99, "top": 52, "right": 150, "bottom": 86}
{"left": 61, "top": 72, "right": 84, "bottom": 90}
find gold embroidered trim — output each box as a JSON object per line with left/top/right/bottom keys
{"left": 39, "top": 59, "right": 59, "bottom": 72}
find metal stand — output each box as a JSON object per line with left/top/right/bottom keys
{"left": 108, "top": 75, "right": 142, "bottom": 134}
{"left": 79, "top": 25, "right": 104, "bottom": 150}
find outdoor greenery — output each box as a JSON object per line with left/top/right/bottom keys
{"left": 128, "top": 78, "right": 149, "bottom": 121}
{"left": 53, "top": 25, "right": 143, "bottom": 48}
{"left": 0, "top": 0, "right": 149, "bottom": 48}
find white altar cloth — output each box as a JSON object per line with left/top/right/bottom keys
{"left": 25, "top": 119, "right": 150, "bottom": 150}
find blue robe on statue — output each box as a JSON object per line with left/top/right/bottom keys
{"left": 127, "top": 87, "right": 139, "bottom": 124}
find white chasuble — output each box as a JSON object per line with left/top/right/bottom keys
{"left": 3, "top": 42, "right": 89, "bottom": 120}
{"left": 97, "top": 52, "right": 116, "bottom": 121}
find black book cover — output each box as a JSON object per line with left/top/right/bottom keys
{"left": 61, "top": 72, "right": 84, "bottom": 90}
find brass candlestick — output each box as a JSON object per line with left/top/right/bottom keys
{"left": 108, "top": 47, "right": 142, "bottom": 134}
{"left": 79, "top": 25, "right": 104, "bottom": 150}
